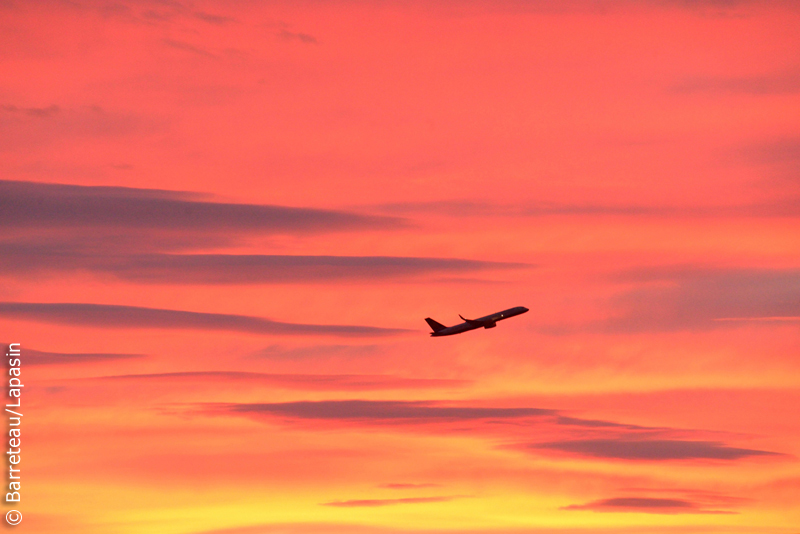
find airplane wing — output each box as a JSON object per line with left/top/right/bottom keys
{"left": 459, "top": 314, "right": 486, "bottom": 327}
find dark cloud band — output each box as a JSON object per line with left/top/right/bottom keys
{"left": 562, "top": 496, "right": 735, "bottom": 514}
{"left": 0, "top": 302, "right": 406, "bottom": 337}
{"left": 0, "top": 180, "right": 400, "bottom": 233}
{"left": 22, "top": 348, "right": 143, "bottom": 366}
{"left": 0, "top": 243, "right": 525, "bottom": 283}
{"left": 219, "top": 400, "right": 554, "bottom": 421}
{"left": 531, "top": 438, "right": 778, "bottom": 460}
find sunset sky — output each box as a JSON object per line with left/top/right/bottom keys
{"left": 1, "top": 1, "right": 800, "bottom": 533}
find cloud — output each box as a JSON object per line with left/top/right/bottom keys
{"left": 163, "top": 38, "right": 215, "bottom": 57}
{"left": 379, "top": 483, "right": 441, "bottom": 489}
{"left": 531, "top": 438, "right": 779, "bottom": 460}
{"left": 674, "top": 71, "right": 800, "bottom": 95}
{"left": 0, "top": 302, "right": 407, "bottom": 337}
{"left": 180, "top": 524, "right": 402, "bottom": 534}
{"left": 598, "top": 268, "right": 800, "bottom": 333}
{"left": 535, "top": 266, "right": 800, "bottom": 334}
{"left": 205, "top": 398, "right": 787, "bottom": 464}
{"left": 0, "top": 234, "right": 236, "bottom": 261}
{"left": 21, "top": 348, "right": 144, "bottom": 366}
{"left": 0, "top": 243, "right": 524, "bottom": 283}
{"left": 182, "top": 523, "right": 729, "bottom": 534}
{"left": 555, "top": 416, "right": 649, "bottom": 430}
{"left": 254, "top": 344, "right": 383, "bottom": 361}
{"left": 656, "top": 0, "right": 800, "bottom": 16}
{"left": 217, "top": 400, "right": 554, "bottom": 422}
{"left": 91, "top": 372, "right": 466, "bottom": 391}
{"left": 140, "top": 8, "right": 177, "bottom": 23}
{"left": 193, "top": 11, "right": 235, "bottom": 25}
{"left": 0, "top": 106, "right": 142, "bottom": 149}
{"left": 1, "top": 104, "right": 60, "bottom": 117}
{"left": 739, "top": 138, "right": 800, "bottom": 172}
{"left": 279, "top": 29, "right": 318, "bottom": 44}
{"left": 563, "top": 496, "right": 734, "bottom": 514}
{"left": 377, "top": 199, "right": 800, "bottom": 219}
{"left": 321, "top": 496, "right": 457, "bottom": 507}
{"left": 0, "top": 180, "right": 401, "bottom": 233}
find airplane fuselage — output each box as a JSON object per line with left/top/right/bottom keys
{"left": 426, "top": 306, "right": 528, "bottom": 336}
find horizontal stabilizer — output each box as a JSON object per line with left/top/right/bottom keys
{"left": 425, "top": 318, "right": 447, "bottom": 333}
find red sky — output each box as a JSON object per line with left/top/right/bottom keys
{"left": 1, "top": 1, "right": 800, "bottom": 533}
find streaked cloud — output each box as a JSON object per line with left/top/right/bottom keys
{"left": 563, "top": 496, "right": 734, "bottom": 514}
{"left": 22, "top": 348, "right": 144, "bottom": 366}
{"left": 0, "top": 180, "right": 401, "bottom": 233}
{"left": 0, "top": 243, "right": 525, "bottom": 283}
{"left": 531, "top": 438, "right": 779, "bottom": 460}
{"left": 599, "top": 268, "right": 800, "bottom": 332}
{"left": 674, "top": 71, "right": 800, "bottom": 95}
{"left": 210, "top": 399, "right": 783, "bottom": 463}
{"left": 0, "top": 302, "right": 407, "bottom": 337}
{"left": 542, "top": 267, "right": 800, "bottom": 334}
{"left": 739, "top": 137, "right": 800, "bottom": 168}
{"left": 379, "top": 483, "right": 441, "bottom": 489}
{"left": 322, "top": 496, "right": 458, "bottom": 507}
{"left": 0, "top": 105, "right": 142, "bottom": 149}
{"left": 1, "top": 104, "right": 61, "bottom": 117}
{"left": 376, "top": 198, "right": 800, "bottom": 218}
{"left": 254, "top": 344, "right": 383, "bottom": 361}
{"left": 278, "top": 29, "right": 318, "bottom": 45}
{"left": 554, "top": 416, "right": 650, "bottom": 430}
{"left": 193, "top": 11, "right": 235, "bottom": 25}
{"left": 217, "top": 400, "right": 554, "bottom": 422}
{"left": 163, "top": 38, "right": 216, "bottom": 58}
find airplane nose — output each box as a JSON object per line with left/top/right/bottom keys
{"left": 521, "top": 307, "right": 529, "bottom": 313}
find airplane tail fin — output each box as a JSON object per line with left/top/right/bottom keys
{"left": 425, "top": 318, "right": 447, "bottom": 333}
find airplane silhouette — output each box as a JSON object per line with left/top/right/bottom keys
{"left": 425, "top": 306, "right": 528, "bottom": 336}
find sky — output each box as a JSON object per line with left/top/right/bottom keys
{"left": 1, "top": 1, "right": 800, "bottom": 533}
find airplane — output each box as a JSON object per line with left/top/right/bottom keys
{"left": 425, "top": 306, "right": 529, "bottom": 337}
